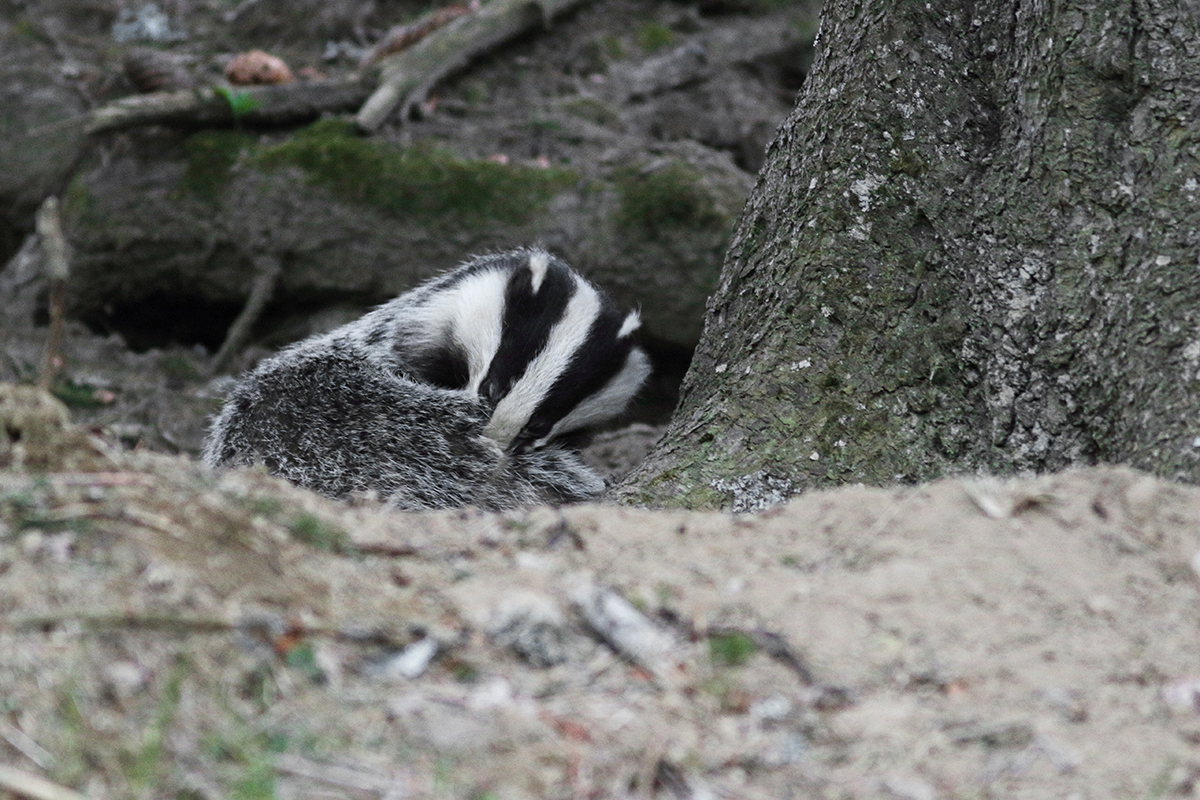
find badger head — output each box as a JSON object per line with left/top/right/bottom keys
{"left": 463, "top": 250, "right": 650, "bottom": 454}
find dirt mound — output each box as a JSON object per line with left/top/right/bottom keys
{"left": 2, "top": 388, "right": 1198, "bottom": 798}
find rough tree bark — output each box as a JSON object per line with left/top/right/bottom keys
{"left": 620, "top": 0, "right": 1200, "bottom": 511}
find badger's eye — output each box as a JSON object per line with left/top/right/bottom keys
{"left": 508, "top": 416, "right": 555, "bottom": 455}
{"left": 480, "top": 374, "right": 521, "bottom": 407}
{"left": 509, "top": 432, "right": 536, "bottom": 455}
{"left": 480, "top": 378, "right": 502, "bottom": 406}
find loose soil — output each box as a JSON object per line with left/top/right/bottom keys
{"left": 2, "top": 386, "right": 1199, "bottom": 799}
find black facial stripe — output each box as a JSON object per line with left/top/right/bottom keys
{"left": 397, "top": 250, "right": 557, "bottom": 394}
{"left": 479, "top": 258, "right": 576, "bottom": 404}
{"left": 522, "top": 299, "right": 636, "bottom": 439}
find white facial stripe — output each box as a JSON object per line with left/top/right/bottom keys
{"left": 617, "top": 310, "right": 641, "bottom": 338}
{"left": 450, "top": 269, "right": 508, "bottom": 393}
{"left": 396, "top": 269, "right": 506, "bottom": 392}
{"left": 528, "top": 250, "right": 550, "bottom": 294}
{"left": 542, "top": 348, "right": 650, "bottom": 443}
{"left": 484, "top": 276, "right": 601, "bottom": 446}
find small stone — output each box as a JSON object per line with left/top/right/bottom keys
{"left": 103, "top": 661, "right": 148, "bottom": 700}
{"left": 1162, "top": 677, "right": 1200, "bottom": 713}
{"left": 379, "top": 638, "right": 438, "bottom": 679}
{"left": 487, "top": 592, "right": 571, "bottom": 668}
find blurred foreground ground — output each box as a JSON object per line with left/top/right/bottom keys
{"left": 2, "top": 384, "right": 1199, "bottom": 799}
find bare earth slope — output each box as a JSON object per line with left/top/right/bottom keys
{"left": 2, "top": 386, "right": 1198, "bottom": 799}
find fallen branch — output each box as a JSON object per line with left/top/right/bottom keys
{"left": 355, "top": 0, "right": 590, "bottom": 132}
{"left": 38, "top": 471, "right": 158, "bottom": 487}
{"left": 5, "top": 612, "right": 408, "bottom": 648}
{"left": 274, "top": 753, "right": 410, "bottom": 795}
{"left": 571, "top": 583, "right": 680, "bottom": 683}
{"left": 0, "top": 722, "right": 54, "bottom": 770}
{"left": 82, "top": 0, "right": 589, "bottom": 137}
{"left": 84, "top": 76, "right": 371, "bottom": 136}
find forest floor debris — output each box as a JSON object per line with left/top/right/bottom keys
{"left": 2, "top": 385, "right": 1199, "bottom": 798}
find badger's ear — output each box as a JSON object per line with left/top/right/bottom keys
{"left": 526, "top": 250, "right": 551, "bottom": 294}
{"left": 618, "top": 310, "right": 642, "bottom": 338}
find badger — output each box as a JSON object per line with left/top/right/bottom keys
{"left": 202, "top": 248, "right": 651, "bottom": 510}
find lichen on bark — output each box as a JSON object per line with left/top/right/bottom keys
{"left": 620, "top": 0, "right": 1200, "bottom": 510}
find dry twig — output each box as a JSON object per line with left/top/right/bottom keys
{"left": 274, "top": 753, "right": 410, "bottom": 795}
{"left": 571, "top": 583, "right": 679, "bottom": 682}
{"left": 0, "top": 722, "right": 54, "bottom": 770}
{"left": 35, "top": 197, "right": 69, "bottom": 390}
{"left": 79, "top": 0, "right": 589, "bottom": 136}
{"left": 0, "top": 765, "right": 86, "bottom": 800}
{"left": 5, "top": 612, "right": 407, "bottom": 649}
{"left": 210, "top": 253, "right": 283, "bottom": 374}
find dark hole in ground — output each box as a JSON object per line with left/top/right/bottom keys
{"left": 69, "top": 290, "right": 694, "bottom": 427}
{"left": 630, "top": 334, "right": 693, "bottom": 425}
{"left": 72, "top": 290, "right": 379, "bottom": 354}
{"left": 0, "top": 220, "right": 22, "bottom": 269}
{"left": 72, "top": 294, "right": 248, "bottom": 353}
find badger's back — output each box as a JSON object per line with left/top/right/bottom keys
{"left": 203, "top": 340, "right": 603, "bottom": 509}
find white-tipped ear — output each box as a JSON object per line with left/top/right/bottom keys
{"left": 527, "top": 250, "right": 550, "bottom": 294}
{"left": 617, "top": 310, "right": 641, "bottom": 338}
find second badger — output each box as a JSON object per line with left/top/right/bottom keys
{"left": 203, "top": 248, "right": 651, "bottom": 510}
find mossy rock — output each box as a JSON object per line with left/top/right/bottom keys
{"left": 247, "top": 120, "right": 577, "bottom": 226}
{"left": 174, "top": 120, "right": 578, "bottom": 228}
{"left": 64, "top": 126, "right": 751, "bottom": 352}
{"left": 614, "top": 162, "right": 728, "bottom": 237}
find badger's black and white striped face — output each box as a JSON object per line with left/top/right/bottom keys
{"left": 403, "top": 249, "right": 650, "bottom": 454}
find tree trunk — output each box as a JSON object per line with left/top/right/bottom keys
{"left": 620, "top": 0, "right": 1200, "bottom": 511}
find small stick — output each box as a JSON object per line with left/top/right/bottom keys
{"left": 210, "top": 253, "right": 282, "bottom": 374}
{"left": 36, "top": 197, "right": 70, "bottom": 390}
{"left": 0, "top": 765, "right": 86, "bottom": 800}
{"left": 6, "top": 612, "right": 407, "bottom": 648}
{"left": 46, "top": 472, "right": 157, "bottom": 487}
{"left": 84, "top": 78, "right": 370, "bottom": 135}
{"left": 572, "top": 583, "right": 678, "bottom": 681}
{"left": 274, "top": 753, "right": 409, "bottom": 794}
{"left": 0, "top": 722, "right": 54, "bottom": 770}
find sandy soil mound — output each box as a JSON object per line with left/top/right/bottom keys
{"left": 2, "top": 386, "right": 1198, "bottom": 799}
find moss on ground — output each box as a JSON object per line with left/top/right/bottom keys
{"left": 614, "top": 162, "right": 728, "bottom": 237}
{"left": 635, "top": 22, "right": 676, "bottom": 52}
{"left": 178, "top": 120, "right": 576, "bottom": 225}
{"left": 248, "top": 119, "right": 576, "bottom": 225}
{"left": 287, "top": 510, "right": 352, "bottom": 554}
{"left": 560, "top": 97, "right": 624, "bottom": 128}
{"left": 182, "top": 130, "right": 255, "bottom": 203}
{"left": 708, "top": 632, "right": 758, "bottom": 666}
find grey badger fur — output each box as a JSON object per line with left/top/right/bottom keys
{"left": 202, "top": 248, "right": 651, "bottom": 510}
